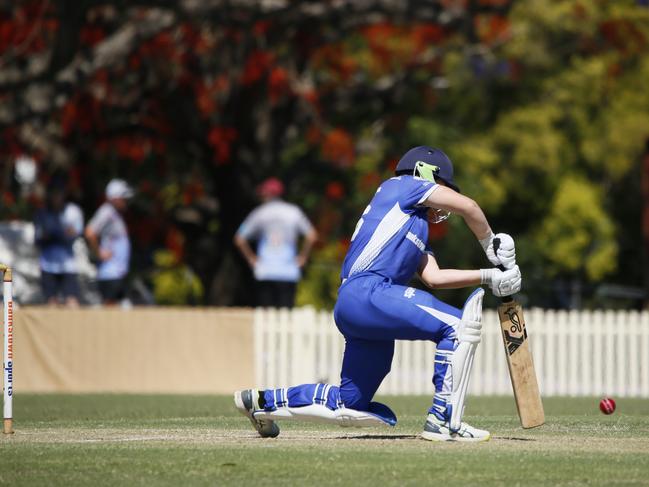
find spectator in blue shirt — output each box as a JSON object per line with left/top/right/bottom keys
{"left": 34, "top": 180, "right": 84, "bottom": 306}
{"left": 234, "top": 178, "right": 317, "bottom": 308}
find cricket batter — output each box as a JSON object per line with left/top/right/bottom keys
{"left": 235, "top": 146, "right": 521, "bottom": 442}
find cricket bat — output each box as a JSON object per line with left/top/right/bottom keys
{"left": 493, "top": 239, "right": 544, "bottom": 429}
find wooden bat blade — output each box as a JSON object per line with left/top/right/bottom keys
{"left": 497, "top": 300, "right": 545, "bottom": 429}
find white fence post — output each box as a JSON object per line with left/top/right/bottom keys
{"left": 638, "top": 311, "right": 649, "bottom": 397}
{"left": 579, "top": 310, "right": 590, "bottom": 396}
{"left": 530, "top": 308, "right": 546, "bottom": 396}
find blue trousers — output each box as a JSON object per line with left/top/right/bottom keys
{"left": 263, "top": 275, "right": 463, "bottom": 418}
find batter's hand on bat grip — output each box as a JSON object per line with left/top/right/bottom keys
{"left": 480, "top": 265, "right": 522, "bottom": 297}
{"left": 486, "top": 233, "right": 516, "bottom": 270}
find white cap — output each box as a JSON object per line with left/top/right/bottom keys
{"left": 105, "top": 179, "right": 134, "bottom": 200}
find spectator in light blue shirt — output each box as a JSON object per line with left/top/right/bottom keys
{"left": 85, "top": 179, "right": 133, "bottom": 304}
{"left": 234, "top": 178, "right": 317, "bottom": 308}
{"left": 34, "top": 180, "right": 84, "bottom": 306}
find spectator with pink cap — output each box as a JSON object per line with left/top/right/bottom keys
{"left": 234, "top": 177, "right": 317, "bottom": 308}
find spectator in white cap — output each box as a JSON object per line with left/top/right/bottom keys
{"left": 84, "top": 178, "right": 134, "bottom": 304}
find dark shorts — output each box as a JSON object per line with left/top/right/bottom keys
{"left": 41, "top": 272, "right": 81, "bottom": 302}
{"left": 257, "top": 280, "right": 297, "bottom": 308}
{"left": 97, "top": 278, "right": 127, "bottom": 303}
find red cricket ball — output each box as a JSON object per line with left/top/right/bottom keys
{"left": 599, "top": 397, "right": 616, "bottom": 415}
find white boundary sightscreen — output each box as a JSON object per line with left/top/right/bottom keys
{"left": 254, "top": 307, "right": 649, "bottom": 398}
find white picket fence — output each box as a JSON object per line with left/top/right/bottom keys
{"left": 254, "top": 307, "right": 649, "bottom": 398}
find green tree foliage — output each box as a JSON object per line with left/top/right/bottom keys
{"left": 151, "top": 249, "right": 204, "bottom": 305}
{"left": 535, "top": 177, "right": 617, "bottom": 281}
{"left": 435, "top": 0, "right": 649, "bottom": 305}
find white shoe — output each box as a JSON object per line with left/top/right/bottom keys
{"left": 421, "top": 414, "right": 490, "bottom": 443}
{"left": 234, "top": 389, "right": 280, "bottom": 438}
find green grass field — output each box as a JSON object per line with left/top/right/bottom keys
{"left": 1, "top": 394, "right": 649, "bottom": 486}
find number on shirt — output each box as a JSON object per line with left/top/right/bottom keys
{"left": 350, "top": 205, "right": 371, "bottom": 241}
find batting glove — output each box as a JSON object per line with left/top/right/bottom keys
{"left": 479, "top": 232, "right": 516, "bottom": 270}
{"left": 480, "top": 265, "right": 522, "bottom": 297}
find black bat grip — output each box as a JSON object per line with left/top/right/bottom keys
{"left": 492, "top": 237, "right": 514, "bottom": 303}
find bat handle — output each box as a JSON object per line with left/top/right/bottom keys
{"left": 492, "top": 237, "right": 514, "bottom": 303}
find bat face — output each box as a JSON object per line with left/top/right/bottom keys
{"left": 497, "top": 299, "right": 545, "bottom": 429}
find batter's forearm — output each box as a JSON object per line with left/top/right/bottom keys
{"left": 420, "top": 269, "right": 482, "bottom": 290}
{"left": 459, "top": 200, "right": 492, "bottom": 242}
{"left": 424, "top": 186, "right": 492, "bottom": 241}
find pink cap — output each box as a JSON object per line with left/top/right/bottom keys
{"left": 258, "top": 177, "right": 284, "bottom": 198}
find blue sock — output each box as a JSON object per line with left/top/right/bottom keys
{"left": 263, "top": 383, "right": 341, "bottom": 411}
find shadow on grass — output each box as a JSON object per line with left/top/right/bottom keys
{"left": 332, "top": 434, "right": 538, "bottom": 442}
{"left": 492, "top": 436, "right": 537, "bottom": 441}
{"left": 334, "top": 434, "right": 420, "bottom": 440}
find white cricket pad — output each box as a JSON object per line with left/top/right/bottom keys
{"left": 449, "top": 288, "right": 484, "bottom": 432}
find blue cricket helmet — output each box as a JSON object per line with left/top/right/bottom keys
{"left": 395, "top": 146, "right": 460, "bottom": 193}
